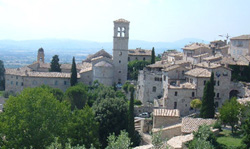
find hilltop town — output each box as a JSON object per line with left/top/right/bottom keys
{"left": 1, "top": 19, "right": 250, "bottom": 148}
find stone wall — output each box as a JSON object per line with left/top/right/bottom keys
{"left": 152, "top": 123, "right": 182, "bottom": 140}
{"left": 153, "top": 116, "right": 181, "bottom": 128}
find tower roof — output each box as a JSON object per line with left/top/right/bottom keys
{"left": 38, "top": 47, "right": 44, "bottom": 52}
{"left": 114, "top": 18, "right": 130, "bottom": 23}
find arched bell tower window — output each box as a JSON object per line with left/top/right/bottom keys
{"left": 117, "top": 27, "right": 126, "bottom": 37}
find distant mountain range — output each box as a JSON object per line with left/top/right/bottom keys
{"left": 0, "top": 38, "right": 209, "bottom": 54}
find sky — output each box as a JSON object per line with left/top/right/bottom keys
{"left": 0, "top": 0, "right": 250, "bottom": 42}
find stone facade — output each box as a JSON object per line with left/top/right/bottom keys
{"left": 229, "top": 35, "right": 250, "bottom": 58}
{"left": 128, "top": 48, "right": 151, "bottom": 62}
{"left": 5, "top": 18, "right": 131, "bottom": 93}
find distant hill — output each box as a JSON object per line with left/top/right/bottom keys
{"left": 0, "top": 38, "right": 209, "bottom": 54}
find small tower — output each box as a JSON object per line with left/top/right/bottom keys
{"left": 37, "top": 47, "right": 45, "bottom": 63}
{"left": 113, "top": 18, "right": 130, "bottom": 84}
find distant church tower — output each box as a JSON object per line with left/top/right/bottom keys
{"left": 113, "top": 18, "right": 130, "bottom": 84}
{"left": 37, "top": 47, "right": 45, "bottom": 63}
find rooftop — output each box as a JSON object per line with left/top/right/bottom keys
{"left": 169, "top": 82, "right": 196, "bottom": 89}
{"left": 182, "top": 43, "right": 210, "bottom": 50}
{"left": 195, "top": 61, "right": 222, "bottom": 69}
{"left": 153, "top": 109, "right": 180, "bottom": 117}
{"left": 163, "top": 64, "right": 181, "bottom": 72}
{"left": 231, "top": 34, "right": 250, "bottom": 40}
{"left": 185, "top": 68, "right": 211, "bottom": 78}
{"left": 114, "top": 18, "right": 130, "bottom": 23}
{"left": 128, "top": 48, "right": 151, "bottom": 56}
{"left": 83, "top": 49, "right": 112, "bottom": 63}
{"left": 181, "top": 117, "right": 216, "bottom": 133}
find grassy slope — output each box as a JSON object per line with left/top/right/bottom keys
{"left": 216, "top": 129, "right": 242, "bottom": 147}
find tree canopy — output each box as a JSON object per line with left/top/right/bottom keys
{"left": 200, "top": 73, "right": 215, "bottom": 118}
{"left": 190, "top": 99, "right": 202, "bottom": 111}
{"left": 70, "top": 57, "right": 78, "bottom": 86}
{"left": 93, "top": 97, "right": 128, "bottom": 148}
{"left": 219, "top": 97, "right": 242, "bottom": 134}
{"left": 0, "top": 60, "right": 5, "bottom": 90}
{"left": 128, "top": 60, "right": 150, "bottom": 80}
{"left": 0, "top": 87, "right": 70, "bottom": 148}
{"left": 65, "top": 83, "right": 89, "bottom": 110}
{"left": 50, "top": 55, "right": 61, "bottom": 72}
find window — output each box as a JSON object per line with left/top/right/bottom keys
{"left": 175, "top": 91, "right": 178, "bottom": 96}
{"left": 16, "top": 82, "right": 18, "bottom": 86}
{"left": 118, "top": 79, "right": 121, "bottom": 84}
{"left": 164, "top": 75, "right": 166, "bottom": 81}
{"left": 16, "top": 76, "right": 18, "bottom": 79}
{"left": 217, "top": 81, "right": 220, "bottom": 86}
{"left": 119, "top": 60, "right": 121, "bottom": 63}
{"left": 21, "top": 82, "right": 24, "bottom": 86}
{"left": 119, "top": 71, "right": 121, "bottom": 73}
{"left": 174, "top": 102, "right": 177, "bottom": 109}
{"left": 55, "top": 80, "right": 58, "bottom": 85}
{"left": 143, "top": 57, "right": 145, "bottom": 61}
{"left": 192, "top": 92, "right": 195, "bottom": 97}
{"left": 182, "top": 70, "right": 185, "bottom": 75}
{"left": 11, "top": 81, "right": 13, "bottom": 85}
{"left": 136, "top": 57, "right": 138, "bottom": 60}
{"left": 128, "top": 57, "right": 130, "bottom": 61}
{"left": 64, "top": 81, "right": 67, "bottom": 85}
{"left": 217, "top": 93, "right": 220, "bottom": 98}
{"left": 153, "top": 86, "right": 156, "bottom": 92}
{"left": 204, "top": 80, "right": 206, "bottom": 85}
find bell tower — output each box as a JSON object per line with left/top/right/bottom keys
{"left": 113, "top": 18, "right": 130, "bottom": 84}
{"left": 37, "top": 47, "right": 45, "bottom": 63}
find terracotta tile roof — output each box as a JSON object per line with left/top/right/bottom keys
{"left": 192, "top": 53, "right": 209, "bottom": 58}
{"left": 169, "top": 82, "right": 196, "bottom": 89}
{"left": 181, "top": 117, "right": 216, "bottom": 133}
{"left": 128, "top": 48, "right": 151, "bottom": 56}
{"left": 231, "top": 34, "right": 250, "bottom": 40}
{"left": 114, "top": 18, "right": 130, "bottom": 23}
{"left": 203, "top": 55, "right": 222, "bottom": 61}
{"left": 6, "top": 67, "right": 80, "bottom": 78}
{"left": 83, "top": 49, "right": 112, "bottom": 63}
{"left": 185, "top": 68, "right": 211, "bottom": 78}
{"left": 163, "top": 65, "right": 180, "bottom": 72}
{"left": 182, "top": 43, "right": 210, "bottom": 50}
{"left": 195, "top": 61, "right": 222, "bottom": 69}
{"left": 220, "top": 57, "right": 236, "bottom": 65}
{"left": 154, "top": 109, "right": 180, "bottom": 117}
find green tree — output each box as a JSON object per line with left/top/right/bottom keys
{"left": 106, "top": 131, "right": 132, "bottom": 149}
{"left": 127, "top": 60, "right": 150, "bottom": 80}
{"left": 200, "top": 73, "right": 215, "bottom": 118}
{"left": 41, "top": 85, "right": 64, "bottom": 102}
{"left": 190, "top": 99, "right": 202, "bottom": 111}
{"left": 0, "top": 87, "right": 70, "bottom": 148}
{"left": 188, "top": 125, "right": 216, "bottom": 149}
{"left": 0, "top": 60, "right": 5, "bottom": 90}
{"left": 67, "top": 106, "right": 100, "bottom": 148}
{"left": 127, "top": 85, "right": 139, "bottom": 146}
{"left": 241, "top": 118, "right": 250, "bottom": 149}
{"left": 70, "top": 57, "right": 78, "bottom": 86}
{"left": 151, "top": 47, "right": 155, "bottom": 64}
{"left": 93, "top": 97, "right": 128, "bottom": 148}
{"left": 50, "top": 55, "right": 61, "bottom": 72}
{"left": 152, "top": 129, "right": 167, "bottom": 149}
{"left": 219, "top": 97, "right": 242, "bottom": 134}
{"left": 65, "top": 83, "right": 88, "bottom": 110}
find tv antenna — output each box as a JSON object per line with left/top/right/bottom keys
{"left": 219, "top": 33, "right": 230, "bottom": 42}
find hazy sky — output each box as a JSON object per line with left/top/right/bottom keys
{"left": 0, "top": 0, "right": 250, "bottom": 42}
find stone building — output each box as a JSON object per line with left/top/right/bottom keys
{"left": 229, "top": 34, "right": 250, "bottom": 58}
{"left": 128, "top": 48, "right": 151, "bottom": 62}
{"left": 162, "top": 50, "right": 183, "bottom": 62}
{"left": 182, "top": 43, "right": 213, "bottom": 63}
{"left": 5, "top": 18, "right": 131, "bottom": 93}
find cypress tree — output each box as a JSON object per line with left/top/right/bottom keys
{"left": 128, "top": 85, "right": 135, "bottom": 142}
{"left": 200, "top": 72, "right": 215, "bottom": 118}
{"left": 0, "top": 60, "right": 5, "bottom": 90}
{"left": 151, "top": 47, "right": 155, "bottom": 64}
{"left": 70, "top": 57, "right": 78, "bottom": 86}
{"left": 49, "top": 55, "right": 61, "bottom": 72}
